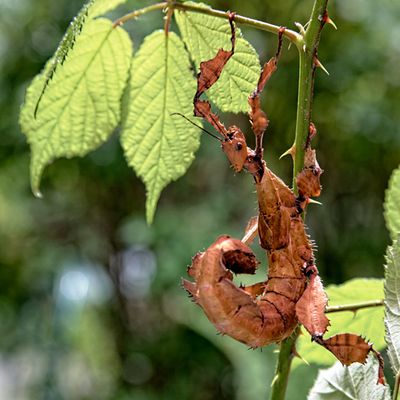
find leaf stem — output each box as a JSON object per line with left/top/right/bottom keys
{"left": 113, "top": 1, "right": 303, "bottom": 46}
{"left": 113, "top": 2, "right": 168, "bottom": 27}
{"left": 270, "top": 1, "right": 329, "bottom": 400}
{"left": 171, "top": 2, "right": 302, "bottom": 46}
{"left": 325, "top": 299, "right": 384, "bottom": 314}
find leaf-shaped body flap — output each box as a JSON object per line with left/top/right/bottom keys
{"left": 295, "top": 278, "right": 385, "bottom": 368}
{"left": 316, "top": 333, "right": 372, "bottom": 366}
{"left": 175, "top": 2, "right": 260, "bottom": 113}
{"left": 296, "top": 270, "right": 329, "bottom": 337}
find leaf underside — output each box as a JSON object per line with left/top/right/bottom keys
{"left": 384, "top": 239, "right": 400, "bottom": 375}
{"left": 295, "top": 278, "right": 385, "bottom": 368}
{"left": 120, "top": 31, "right": 200, "bottom": 223}
{"left": 89, "top": 0, "right": 128, "bottom": 18}
{"left": 308, "top": 355, "right": 391, "bottom": 400}
{"left": 384, "top": 166, "right": 400, "bottom": 240}
{"left": 19, "top": 18, "right": 132, "bottom": 196}
{"left": 175, "top": 1, "right": 261, "bottom": 113}
{"left": 33, "top": 0, "right": 96, "bottom": 113}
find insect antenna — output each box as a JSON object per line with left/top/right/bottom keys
{"left": 170, "top": 112, "right": 222, "bottom": 141}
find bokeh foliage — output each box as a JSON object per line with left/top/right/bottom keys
{"left": 0, "top": 0, "right": 399, "bottom": 399}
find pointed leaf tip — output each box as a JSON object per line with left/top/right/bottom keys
{"left": 33, "top": 189, "right": 43, "bottom": 199}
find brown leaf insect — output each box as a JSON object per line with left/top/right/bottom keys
{"left": 181, "top": 13, "right": 384, "bottom": 384}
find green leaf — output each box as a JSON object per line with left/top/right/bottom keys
{"left": 295, "top": 278, "right": 385, "bottom": 368}
{"left": 175, "top": 2, "right": 261, "bottom": 113}
{"left": 384, "top": 166, "right": 400, "bottom": 240}
{"left": 120, "top": 31, "right": 200, "bottom": 224}
{"left": 89, "top": 0, "right": 128, "bottom": 18}
{"left": 384, "top": 239, "right": 400, "bottom": 375}
{"left": 33, "top": 0, "right": 96, "bottom": 114}
{"left": 308, "top": 355, "right": 391, "bottom": 400}
{"left": 19, "top": 18, "right": 132, "bottom": 196}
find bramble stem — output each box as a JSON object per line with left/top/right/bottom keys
{"left": 113, "top": 2, "right": 168, "bottom": 27}
{"left": 293, "top": 0, "right": 328, "bottom": 186}
{"left": 171, "top": 2, "right": 302, "bottom": 45}
{"left": 270, "top": 327, "right": 300, "bottom": 400}
{"left": 326, "top": 299, "right": 384, "bottom": 314}
{"left": 113, "top": 1, "right": 302, "bottom": 46}
{"left": 270, "top": 1, "right": 329, "bottom": 400}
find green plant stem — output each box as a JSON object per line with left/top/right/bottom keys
{"left": 171, "top": 2, "right": 302, "bottom": 45}
{"left": 293, "top": 0, "right": 328, "bottom": 187}
{"left": 326, "top": 299, "right": 384, "bottom": 314}
{"left": 270, "top": 326, "right": 300, "bottom": 400}
{"left": 113, "top": 2, "right": 168, "bottom": 27}
{"left": 270, "top": 1, "right": 329, "bottom": 400}
{"left": 113, "top": 1, "right": 302, "bottom": 46}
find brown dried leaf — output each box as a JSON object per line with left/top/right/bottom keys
{"left": 296, "top": 272, "right": 330, "bottom": 336}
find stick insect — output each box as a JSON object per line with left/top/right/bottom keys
{"left": 182, "top": 14, "right": 384, "bottom": 383}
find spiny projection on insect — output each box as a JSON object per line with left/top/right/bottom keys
{"left": 182, "top": 14, "right": 384, "bottom": 383}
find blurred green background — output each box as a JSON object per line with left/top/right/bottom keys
{"left": 0, "top": 0, "right": 399, "bottom": 399}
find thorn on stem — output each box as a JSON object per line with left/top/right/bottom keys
{"left": 314, "top": 57, "right": 329, "bottom": 75}
{"left": 270, "top": 373, "right": 279, "bottom": 388}
{"left": 279, "top": 145, "right": 296, "bottom": 160}
{"left": 322, "top": 11, "right": 338, "bottom": 30}
{"left": 292, "top": 346, "right": 310, "bottom": 365}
